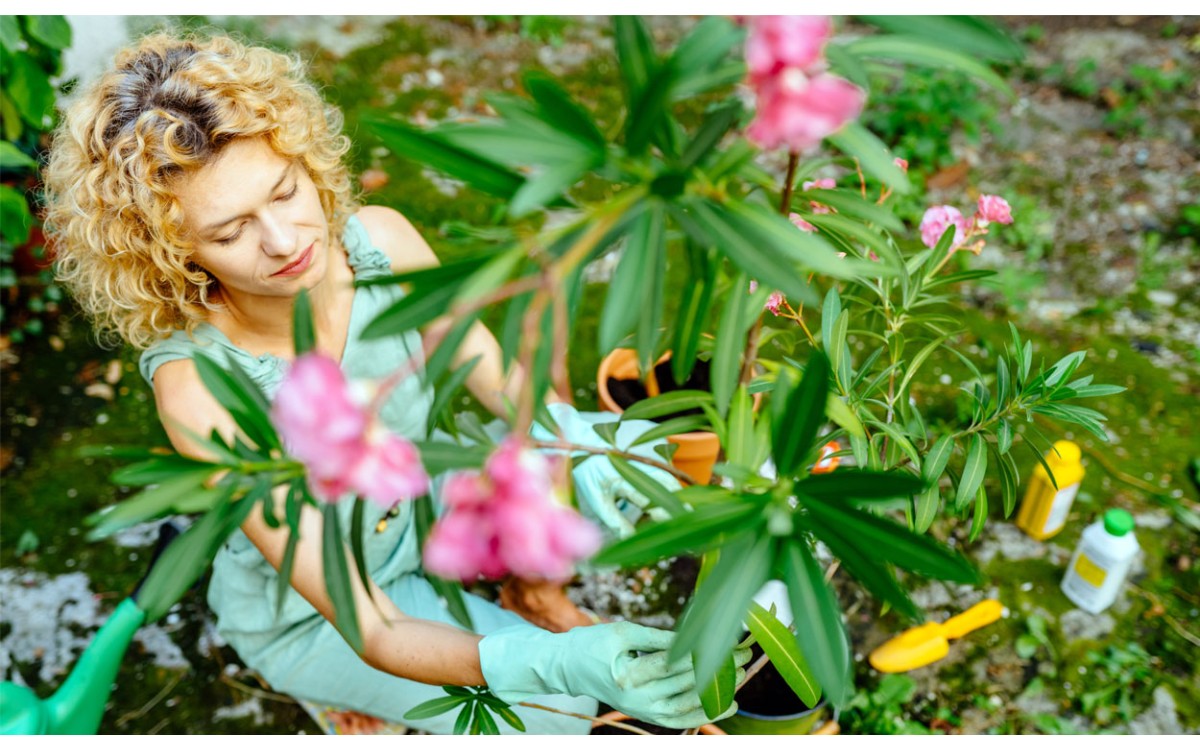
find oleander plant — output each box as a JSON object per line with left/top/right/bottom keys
{"left": 83, "top": 16, "right": 1125, "bottom": 732}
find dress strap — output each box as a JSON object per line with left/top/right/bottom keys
{"left": 343, "top": 214, "right": 393, "bottom": 281}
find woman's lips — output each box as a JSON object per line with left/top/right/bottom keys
{"left": 273, "top": 244, "right": 313, "bottom": 277}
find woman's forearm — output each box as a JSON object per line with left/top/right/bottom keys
{"left": 361, "top": 615, "right": 486, "bottom": 686}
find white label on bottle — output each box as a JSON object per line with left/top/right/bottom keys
{"left": 1042, "top": 482, "right": 1080, "bottom": 534}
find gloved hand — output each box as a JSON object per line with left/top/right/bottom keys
{"left": 532, "top": 403, "right": 681, "bottom": 538}
{"left": 479, "top": 620, "right": 749, "bottom": 729}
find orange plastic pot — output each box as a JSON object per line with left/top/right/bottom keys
{"left": 597, "top": 348, "right": 750, "bottom": 486}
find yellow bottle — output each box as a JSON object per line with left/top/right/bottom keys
{"left": 1016, "top": 440, "right": 1085, "bottom": 540}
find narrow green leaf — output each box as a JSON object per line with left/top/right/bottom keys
{"left": 670, "top": 243, "right": 716, "bottom": 383}
{"left": 955, "top": 434, "right": 987, "bottom": 512}
{"left": 800, "top": 188, "right": 904, "bottom": 233}
{"left": 192, "top": 352, "right": 279, "bottom": 451}
{"left": 726, "top": 385, "right": 755, "bottom": 467}
{"left": 523, "top": 71, "right": 605, "bottom": 149}
{"left": 87, "top": 469, "right": 219, "bottom": 539}
{"left": 25, "top": 16, "right": 72, "bottom": 50}
{"left": 635, "top": 206, "right": 667, "bottom": 373}
{"left": 453, "top": 704, "right": 473, "bottom": 735}
{"left": 607, "top": 455, "right": 686, "bottom": 517}
{"left": 367, "top": 117, "right": 524, "bottom": 198}
{"left": 404, "top": 695, "right": 470, "bottom": 721}
{"left": 844, "top": 36, "right": 1012, "bottom": 95}
{"left": 969, "top": 484, "right": 988, "bottom": 542}
{"left": 612, "top": 16, "right": 656, "bottom": 106}
{"left": 712, "top": 276, "right": 758, "bottom": 416}
{"left": 0, "top": 141, "right": 37, "bottom": 170}
{"left": 821, "top": 287, "right": 841, "bottom": 356}
{"left": 621, "top": 389, "right": 713, "bottom": 421}
{"left": 829, "top": 310, "right": 851, "bottom": 390}
{"left": 599, "top": 211, "right": 653, "bottom": 353}
{"left": 110, "top": 454, "right": 215, "bottom": 486}
{"left": 826, "top": 394, "right": 866, "bottom": 439}
{"left": 672, "top": 531, "right": 773, "bottom": 684}
{"left": 360, "top": 282, "right": 458, "bottom": 341}
{"left": 629, "top": 414, "right": 710, "bottom": 447}
{"left": 864, "top": 419, "right": 921, "bottom": 468}
{"left": 855, "top": 16, "right": 1023, "bottom": 61}
{"left": 493, "top": 703, "right": 526, "bottom": 732}
{"left": 804, "top": 212, "right": 896, "bottom": 266}
{"left": 745, "top": 601, "right": 820, "bottom": 707}
{"left": 772, "top": 351, "right": 831, "bottom": 476}
{"left": 782, "top": 540, "right": 851, "bottom": 707}
{"left": 425, "top": 354, "right": 483, "bottom": 438}
{"left": 349, "top": 499, "right": 372, "bottom": 605}
{"left": 807, "top": 512, "right": 923, "bottom": 621}
{"left": 508, "top": 157, "right": 592, "bottom": 218}
{"left": 292, "top": 289, "right": 315, "bottom": 356}
{"left": 827, "top": 123, "right": 911, "bottom": 194}
{"left": 997, "top": 445, "right": 1020, "bottom": 518}
{"left": 696, "top": 650, "right": 737, "bottom": 721}
{"left": 592, "top": 500, "right": 763, "bottom": 568}
{"left": 275, "top": 523, "right": 300, "bottom": 622}
{"left": 998, "top": 418, "right": 1013, "bottom": 455}
{"left": 475, "top": 703, "right": 500, "bottom": 735}
{"left": 322, "top": 504, "right": 363, "bottom": 654}
{"left": 896, "top": 335, "right": 952, "bottom": 398}
{"left": 680, "top": 102, "right": 741, "bottom": 169}
{"left": 804, "top": 495, "right": 979, "bottom": 583}
{"left": 915, "top": 485, "right": 940, "bottom": 534}
{"left": 795, "top": 469, "right": 925, "bottom": 502}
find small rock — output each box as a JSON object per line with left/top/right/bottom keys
{"left": 1124, "top": 686, "right": 1183, "bottom": 734}
{"left": 1059, "top": 608, "right": 1116, "bottom": 640}
{"left": 1146, "top": 290, "right": 1178, "bottom": 306}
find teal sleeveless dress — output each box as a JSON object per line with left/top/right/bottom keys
{"left": 139, "top": 215, "right": 595, "bottom": 733}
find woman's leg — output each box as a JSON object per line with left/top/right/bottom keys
{"left": 236, "top": 574, "right": 598, "bottom": 734}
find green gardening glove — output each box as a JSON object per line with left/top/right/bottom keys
{"left": 479, "top": 620, "right": 747, "bottom": 729}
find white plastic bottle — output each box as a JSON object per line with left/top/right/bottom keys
{"left": 1061, "top": 509, "right": 1139, "bottom": 614}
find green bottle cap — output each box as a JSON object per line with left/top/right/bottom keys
{"left": 1103, "top": 508, "right": 1134, "bottom": 537}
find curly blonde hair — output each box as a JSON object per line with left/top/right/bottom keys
{"left": 45, "top": 32, "right": 357, "bottom": 349}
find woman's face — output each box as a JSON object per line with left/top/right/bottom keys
{"left": 175, "top": 137, "right": 331, "bottom": 306}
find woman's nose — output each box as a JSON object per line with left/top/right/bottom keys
{"left": 259, "top": 208, "right": 297, "bottom": 256}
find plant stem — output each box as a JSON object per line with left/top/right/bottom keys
{"left": 779, "top": 151, "right": 800, "bottom": 214}
{"left": 528, "top": 439, "right": 696, "bottom": 486}
{"left": 518, "top": 702, "right": 652, "bottom": 736}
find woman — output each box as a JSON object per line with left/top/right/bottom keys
{"left": 45, "top": 32, "right": 741, "bottom": 733}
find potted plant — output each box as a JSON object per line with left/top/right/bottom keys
{"left": 77, "top": 15, "right": 1127, "bottom": 734}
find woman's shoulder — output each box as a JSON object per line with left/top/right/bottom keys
{"left": 352, "top": 206, "right": 440, "bottom": 274}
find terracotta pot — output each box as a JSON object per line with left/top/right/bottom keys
{"left": 596, "top": 348, "right": 721, "bottom": 485}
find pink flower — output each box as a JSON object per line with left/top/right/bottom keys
{"left": 976, "top": 194, "right": 1013, "bottom": 225}
{"left": 789, "top": 212, "right": 816, "bottom": 233}
{"left": 747, "top": 72, "right": 865, "bottom": 153}
{"left": 272, "top": 354, "right": 368, "bottom": 501}
{"left": 272, "top": 352, "right": 429, "bottom": 507}
{"left": 748, "top": 279, "right": 759, "bottom": 293}
{"left": 803, "top": 178, "right": 836, "bottom": 191}
{"left": 423, "top": 437, "right": 601, "bottom": 582}
{"left": 745, "top": 16, "right": 832, "bottom": 79}
{"left": 765, "top": 291, "right": 786, "bottom": 316}
{"left": 744, "top": 15, "right": 865, "bottom": 154}
{"left": 894, "top": 157, "right": 909, "bottom": 173}
{"left": 919, "top": 205, "right": 970, "bottom": 250}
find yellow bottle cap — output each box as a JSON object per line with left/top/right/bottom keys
{"left": 1045, "top": 440, "right": 1081, "bottom": 467}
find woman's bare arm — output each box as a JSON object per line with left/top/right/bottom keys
{"left": 152, "top": 358, "right": 486, "bottom": 685}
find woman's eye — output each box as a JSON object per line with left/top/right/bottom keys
{"left": 277, "top": 184, "right": 298, "bottom": 202}
{"left": 217, "top": 226, "right": 245, "bottom": 245}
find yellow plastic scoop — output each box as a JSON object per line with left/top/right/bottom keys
{"left": 869, "top": 599, "right": 1003, "bottom": 673}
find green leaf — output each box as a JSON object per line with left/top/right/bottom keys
{"left": 404, "top": 695, "right": 470, "bottom": 721}
{"left": 474, "top": 703, "right": 500, "bottom": 735}
{"left": 592, "top": 500, "right": 763, "bottom": 568}
{"left": 0, "top": 140, "right": 36, "bottom": 171}
{"left": 0, "top": 17, "right": 21, "bottom": 52}
{"left": 804, "top": 212, "right": 896, "bottom": 267}
{"left": 0, "top": 184, "right": 31, "bottom": 245}
{"left": 322, "top": 504, "right": 363, "bottom": 654}
{"left": 969, "top": 484, "right": 988, "bottom": 542}
{"left": 523, "top": 71, "right": 605, "bottom": 150}
{"left": 349, "top": 499, "right": 372, "bottom": 603}
{"left": 422, "top": 312, "right": 482, "bottom": 392}
{"left": 827, "top": 123, "right": 911, "bottom": 194}
{"left": 628, "top": 414, "right": 710, "bottom": 447}
{"left": 508, "top": 157, "right": 591, "bottom": 218}
{"left": 998, "top": 418, "right": 1013, "bottom": 455}
{"left": 366, "top": 117, "right": 524, "bottom": 199}
{"left": 449, "top": 703, "right": 471, "bottom": 735}
{"left": 86, "top": 469, "right": 222, "bottom": 540}
{"left": 292, "top": 289, "right": 316, "bottom": 355}
{"left": 864, "top": 419, "right": 922, "bottom": 468}
{"left": 914, "top": 485, "right": 940, "bottom": 534}
{"left": 672, "top": 530, "right": 773, "bottom": 684}
{"left": 452, "top": 246, "right": 524, "bottom": 310}
{"left": 782, "top": 539, "right": 851, "bottom": 707}
{"left": 799, "top": 188, "right": 904, "bottom": 233}
{"left": 414, "top": 499, "right": 474, "bottom": 630}
{"left": 696, "top": 650, "right": 737, "bottom": 721}
{"left": 821, "top": 287, "right": 841, "bottom": 356}
{"left": 134, "top": 497, "right": 251, "bottom": 622}
{"left": 998, "top": 449, "right": 1020, "bottom": 518}
{"left": 192, "top": 352, "right": 280, "bottom": 452}
{"left": 360, "top": 281, "right": 458, "bottom": 341}
{"left": 636, "top": 206, "right": 667, "bottom": 372}
{"left": 855, "top": 16, "right": 1023, "bottom": 61}
{"left": 109, "top": 454, "right": 215, "bottom": 486}
{"left": 829, "top": 310, "right": 851, "bottom": 390}
{"left": 24, "top": 16, "right": 72, "bottom": 50}
{"left": 955, "top": 434, "right": 988, "bottom": 512}
{"left": 725, "top": 385, "right": 755, "bottom": 467}
{"left": 275, "top": 486, "right": 302, "bottom": 621}
{"left": 1068, "top": 384, "right": 1127, "bottom": 399}
{"left": 607, "top": 455, "right": 686, "bottom": 517}
{"left": 796, "top": 469, "right": 925, "bottom": 502}
{"left": 612, "top": 16, "right": 656, "bottom": 107}
{"left": 670, "top": 243, "right": 716, "bottom": 384}
{"left": 492, "top": 703, "right": 526, "bottom": 732}
{"left": 826, "top": 394, "right": 866, "bottom": 439}
{"left": 806, "top": 510, "right": 923, "bottom": 621}
{"left": 726, "top": 200, "right": 870, "bottom": 283}
{"left": 896, "top": 335, "right": 952, "bottom": 398}
{"left": 772, "top": 350, "right": 830, "bottom": 476}
{"left": 621, "top": 389, "right": 713, "bottom": 420}
{"left": 680, "top": 102, "right": 741, "bottom": 169}
{"left": 745, "top": 601, "right": 820, "bottom": 707}
{"left": 6, "top": 55, "right": 53, "bottom": 127}
{"left": 664, "top": 16, "right": 743, "bottom": 97}
{"left": 804, "top": 495, "right": 979, "bottom": 583}
{"left": 845, "top": 35, "right": 1014, "bottom": 95}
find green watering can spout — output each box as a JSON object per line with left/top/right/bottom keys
{"left": 1, "top": 597, "right": 146, "bottom": 734}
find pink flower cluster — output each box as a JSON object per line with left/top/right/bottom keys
{"left": 271, "top": 353, "right": 429, "bottom": 508}
{"left": 744, "top": 16, "right": 865, "bottom": 153}
{"left": 919, "top": 194, "right": 1014, "bottom": 251}
{"left": 423, "top": 437, "right": 602, "bottom": 582}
